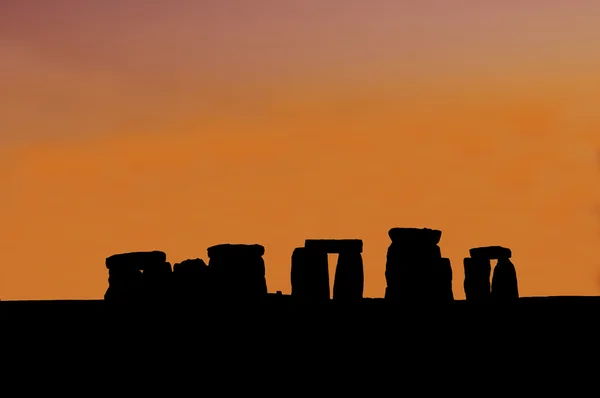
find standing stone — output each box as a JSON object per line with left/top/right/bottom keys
{"left": 172, "top": 258, "right": 211, "bottom": 302}
{"left": 430, "top": 257, "right": 453, "bottom": 302}
{"left": 105, "top": 264, "right": 143, "bottom": 302}
{"left": 297, "top": 239, "right": 363, "bottom": 303}
{"left": 142, "top": 261, "right": 173, "bottom": 302}
{"left": 291, "top": 247, "right": 308, "bottom": 300}
{"left": 385, "top": 228, "right": 446, "bottom": 302}
{"left": 491, "top": 257, "right": 519, "bottom": 301}
{"left": 207, "top": 244, "right": 268, "bottom": 301}
{"left": 463, "top": 257, "right": 491, "bottom": 302}
{"left": 104, "top": 251, "right": 168, "bottom": 303}
{"left": 385, "top": 245, "right": 415, "bottom": 301}
{"left": 291, "top": 247, "right": 329, "bottom": 303}
{"left": 333, "top": 251, "right": 364, "bottom": 301}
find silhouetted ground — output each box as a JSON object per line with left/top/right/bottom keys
{"left": 2, "top": 295, "right": 595, "bottom": 391}
{"left": 3, "top": 295, "right": 600, "bottom": 334}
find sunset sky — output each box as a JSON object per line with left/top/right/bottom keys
{"left": 1, "top": 1, "right": 600, "bottom": 300}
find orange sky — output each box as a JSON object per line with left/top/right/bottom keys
{"left": 1, "top": 1, "right": 600, "bottom": 300}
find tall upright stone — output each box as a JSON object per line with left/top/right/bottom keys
{"left": 172, "top": 258, "right": 211, "bottom": 302}
{"left": 142, "top": 261, "right": 173, "bottom": 302}
{"left": 291, "top": 247, "right": 330, "bottom": 303}
{"left": 290, "top": 247, "right": 307, "bottom": 299}
{"left": 333, "top": 249, "right": 364, "bottom": 302}
{"left": 385, "top": 228, "right": 450, "bottom": 303}
{"left": 431, "top": 257, "right": 454, "bottom": 302}
{"left": 298, "top": 239, "right": 364, "bottom": 303}
{"left": 207, "top": 244, "right": 268, "bottom": 301}
{"left": 463, "top": 257, "right": 491, "bottom": 302}
{"left": 491, "top": 257, "right": 519, "bottom": 301}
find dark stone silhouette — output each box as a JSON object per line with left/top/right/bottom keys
{"left": 106, "top": 251, "right": 167, "bottom": 269}
{"left": 291, "top": 239, "right": 364, "bottom": 302}
{"left": 104, "top": 251, "right": 169, "bottom": 302}
{"left": 491, "top": 257, "right": 519, "bottom": 301}
{"left": 388, "top": 227, "right": 442, "bottom": 245}
{"left": 207, "top": 244, "right": 268, "bottom": 301}
{"left": 290, "top": 247, "right": 306, "bottom": 299}
{"left": 141, "top": 260, "right": 173, "bottom": 302}
{"left": 172, "top": 258, "right": 211, "bottom": 302}
{"left": 290, "top": 247, "right": 330, "bottom": 303}
{"left": 304, "top": 239, "right": 363, "bottom": 254}
{"left": 105, "top": 262, "right": 142, "bottom": 302}
{"left": 463, "top": 257, "right": 491, "bottom": 301}
{"left": 469, "top": 246, "right": 512, "bottom": 260}
{"left": 93, "top": 228, "right": 526, "bottom": 308}
{"left": 432, "top": 257, "right": 454, "bottom": 302}
{"left": 333, "top": 250, "right": 364, "bottom": 302}
{"left": 384, "top": 228, "right": 450, "bottom": 303}
{"left": 467, "top": 245, "right": 519, "bottom": 302}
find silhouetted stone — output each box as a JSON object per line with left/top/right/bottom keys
{"left": 463, "top": 257, "right": 491, "bottom": 301}
{"left": 294, "top": 239, "right": 364, "bottom": 303}
{"left": 290, "top": 247, "right": 307, "bottom": 299}
{"left": 173, "top": 258, "right": 208, "bottom": 273}
{"left": 491, "top": 257, "right": 519, "bottom": 301}
{"left": 207, "top": 244, "right": 264, "bottom": 259}
{"left": 106, "top": 251, "right": 167, "bottom": 270}
{"left": 104, "top": 251, "right": 172, "bottom": 302}
{"left": 172, "top": 258, "right": 211, "bottom": 302}
{"left": 469, "top": 246, "right": 512, "bottom": 260}
{"left": 291, "top": 247, "right": 329, "bottom": 303}
{"left": 105, "top": 263, "right": 143, "bottom": 302}
{"left": 385, "top": 227, "right": 447, "bottom": 302}
{"left": 141, "top": 261, "right": 173, "bottom": 302}
{"left": 305, "top": 239, "right": 363, "bottom": 254}
{"left": 385, "top": 246, "right": 436, "bottom": 301}
{"left": 430, "top": 257, "right": 453, "bottom": 302}
{"left": 333, "top": 251, "right": 364, "bottom": 301}
{"left": 207, "top": 244, "right": 268, "bottom": 301}
{"left": 388, "top": 228, "right": 442, "bottom": 245}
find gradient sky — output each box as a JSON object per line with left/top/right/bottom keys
{"left": 1, "top": 1, "right": 600, "bottom": 300}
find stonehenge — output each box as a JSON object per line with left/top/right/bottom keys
{"left": 102, "top": 230, "right": 520, "bottom": 304}
{"left": 464, "top": 246, "right": 518, "bottom": 302}
{"left": 291, "top": 239, "right": 364, "bottom": 303}
{"left": 384, "top": 228, "right": 453, "bottom": 303}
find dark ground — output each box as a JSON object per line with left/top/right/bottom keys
{"left": 3, "top": 295, "right": 599, "bottom": 340}
{"left": 2, "top": 296, "right": 597, "bottom": 390}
